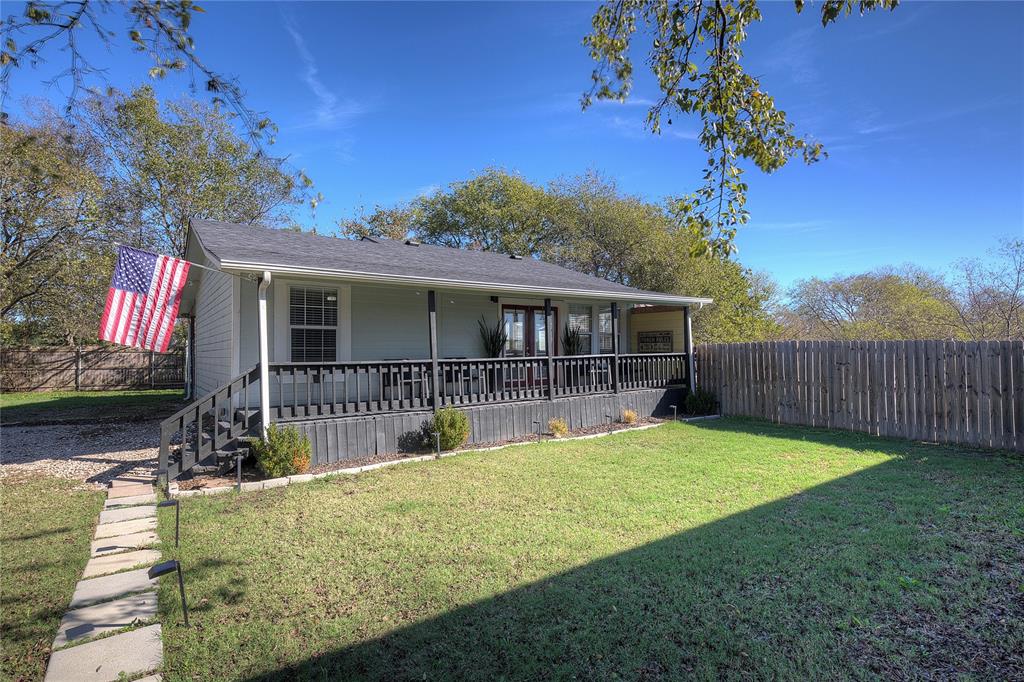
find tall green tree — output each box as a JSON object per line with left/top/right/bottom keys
{"left": 338, "top": 167, "right": 781, "bottom": 343}
{"left": 83, "top": 86, "right": 307, "bottom": 256}
{"left": 1, "top": 116, "right": 112, "bottom": 344}
{"left": 583, "top": 0, "right": 898, "bottom": 255}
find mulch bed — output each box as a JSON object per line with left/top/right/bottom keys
{"left": 179, "top": 416, "right": 673, "bottom": 489}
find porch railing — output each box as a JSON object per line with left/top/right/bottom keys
{"left": 269, "top": 360, "right": 433, "bottom": 420}
{"left": 267, "top": 353, "right": 687, "bottom": 420}
{"left": 158, "top": 364, "right": 260, "bottom": 481}
{"left": 618, "top": 353, "right": 688, "bottom": 390}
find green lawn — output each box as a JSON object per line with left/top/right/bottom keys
{"left": 1, "top": 389, "right": 183, "bottom": 423}
{"left": 1, "top": 477, "right": 104, "bottom": 682}
{"left": 157, "top": 419, "right": 1024, "bottom": 681}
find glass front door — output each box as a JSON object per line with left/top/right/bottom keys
{"left": 502, "top": 305, "right": 556, "bottom": 357}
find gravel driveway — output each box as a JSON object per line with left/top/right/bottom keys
{"left": 0, "top": 420, "right": 160, "bottom": 487}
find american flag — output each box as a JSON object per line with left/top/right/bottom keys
{"left": 99, "top": 246, "right": 191, "bottom": 352}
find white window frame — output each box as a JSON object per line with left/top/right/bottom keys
{"left": 288, "top": 285, "right": 340, "bottom": 363}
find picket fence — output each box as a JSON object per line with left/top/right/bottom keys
{"left": 697, "top": 340, "right": 1023, "bottom": 452}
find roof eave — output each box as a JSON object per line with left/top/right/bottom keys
{"left": 217, "top": 260, "right": 713, "bottom": 307}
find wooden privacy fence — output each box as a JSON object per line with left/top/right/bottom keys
{"left": 697, "top": 340, "right": 1024, "bottom": 452}
{"left": 1, "top": 346, "right": 185, "bottom": 392}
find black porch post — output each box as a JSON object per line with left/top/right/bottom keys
{"left": 611, "top": 301, "right": 620, "bottom": 393}
{"left": 683, "top": 304, "right": 695, "bottom": 394}
{"left": 428, "top": 290, "right": 440, "bottom": 412}
{"left": 544, "top": 298, "right": 554, "bottom": 400}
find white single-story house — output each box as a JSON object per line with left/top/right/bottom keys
{"left": 161, "top": 219, "right": 712, "bottom": 479}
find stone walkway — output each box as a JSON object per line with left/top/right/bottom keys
{"left": 45, "top": 478, "right": 165, "bottom": 682}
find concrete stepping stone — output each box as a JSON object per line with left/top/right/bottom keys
{"left": 110, "top": 477, "right": 155, "bottom": 487}
{"left": 107, "top": 484, "right": 155, "bottom": 499}
{"left": 98, "top": 505, "right": 156, "bottom": 525}
{"left": 82, "top": 549, "right": 162, "bottom": 579}
{"left": 95, "top": 517, "right": 157, "bottom": 539}
{"left": 44, "top": 624, "right": 162, "bottom": 682}
{"left": 53, "top": 591, "right": 158, "bottom": 649}
{"left": 104, "top": 494, "right": 157, "bottom": 508}
{"left": 70, "top": 568, "right": 157, "bottom": 609}
{"left": 91, "top": 531, "right": 158, "bottom": 557}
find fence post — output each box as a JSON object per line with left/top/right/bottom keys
{"left": 75, "top": 347, "right": 82, "bottom": 391}
{"left": 149, "top": 350, "right": 155, "bottom": 389}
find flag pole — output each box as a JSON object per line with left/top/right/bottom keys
{"left": 112, "top": 243, "right": 259, "bottom": 282}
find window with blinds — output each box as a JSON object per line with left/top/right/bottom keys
{"left": 598, "top": 306, "right": 614, "bottom": 353}
{"left": 289, "top": 286, "right": 338, "bottom": 362}
{"left": 568, "top": 304, "right": 593, "bottom": 354}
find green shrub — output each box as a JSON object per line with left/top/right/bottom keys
{"left": 250, "top": 424, "right": 312, "bottom": 478}
{"left": 684, "top": 387, "right": 717, "bottom": 416}
{"left": 425, "top": 407, "right": 470, "bottom": 451}
{"left": 548, "top": 417, "right": 569, "bottom": 438}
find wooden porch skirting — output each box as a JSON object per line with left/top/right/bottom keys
{"left": 289, "top": 387, "right": 682, "bottom": 466}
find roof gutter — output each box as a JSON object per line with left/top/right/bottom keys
{"left": 216, "top": 260, "right": 713, "bottom": 307}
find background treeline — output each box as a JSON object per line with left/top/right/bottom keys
{"left": 339, "top": 168, "right": 1023, "bottom": 343}
{"left": 3, "top": 90, "right": 1020, "bottom": 347}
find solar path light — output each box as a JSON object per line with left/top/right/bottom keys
{"left": 148, "top": 560, "right": 189, "bottom": 627}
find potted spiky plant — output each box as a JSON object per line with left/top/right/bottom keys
{"left": 561, "top": 323, "right": 585, "bottom": 356}
{"left": 478, "top": 316, "right": 508, "bottom": 390}
{"left": 478, "top": 316, "right": 507, "bottom": 358}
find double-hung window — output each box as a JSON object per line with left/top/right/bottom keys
{"left": 568, "top": 304, "right": 593, "bottom": 355}
{"left": 598, "top": 306, "right": 614, "bottom": 353}
{"left": 289, "top": 286, "right": 338, "bottom": 362}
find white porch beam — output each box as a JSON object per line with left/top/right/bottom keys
{"left": 257, "top": 271, "right": 272, "bottom": 437}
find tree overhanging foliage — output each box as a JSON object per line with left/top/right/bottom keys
{"left": 0, "top": 0, "right": 277, "bottom": 145}
{"left": 583, "top": 0, "right": 899, "bottom": 256}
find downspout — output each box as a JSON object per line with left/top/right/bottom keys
{"left": 257, "top": 271, "right": 272, "bottom": 438}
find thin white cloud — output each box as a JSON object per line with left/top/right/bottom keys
{"left": 855, "top": 98, "right": 1004, "bottom": 136}
{"left": 283, "top": 15, "right": 365, "bottom": 130}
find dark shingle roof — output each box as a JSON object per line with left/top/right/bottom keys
{"left": 189, "top": 219, "right": 711, "bottom": 304}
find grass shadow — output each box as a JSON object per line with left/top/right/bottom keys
{"left": 235, "top": 431, "right": 1023, "bottom": 681}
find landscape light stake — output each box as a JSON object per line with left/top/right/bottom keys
{"left": 433, "top": 431, "right": 441, "bottom": 459}
{"left": 533, "top": 420, "right": 542, "bottom": 439}
{"left": 157, "top": 499, "right": 179, "bottom": 547}
{"left": 670, "top": 405, "right": 678, "bottom": 422}
{"left": 236, "top": 454, "right": 244, "bottom": 492}
{"left": 148, "top": 560, "right": 189, "bottom": 627}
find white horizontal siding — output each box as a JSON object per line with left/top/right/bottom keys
{"left": 194, "top": 271, "right": 234, "bottom": 394}
{"left": 350, "top": 285, "right": 429, "bottom": 360}
{"left": 438, "top": 292, "right": 496, "bottom": 358}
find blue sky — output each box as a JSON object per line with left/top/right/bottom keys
{"left": 6, "top": 1, "right": 1023, "bottom": 289}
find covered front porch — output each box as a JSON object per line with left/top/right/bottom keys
{"left": 163, "top": 281, "right": 703, "bottom": 478}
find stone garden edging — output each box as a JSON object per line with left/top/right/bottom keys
{"left": 168, "top": 416, "right": 721, "bottom": 499}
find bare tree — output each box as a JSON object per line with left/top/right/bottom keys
{"left": 950, "top": 239, "right": 1024, "bottom": 340}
